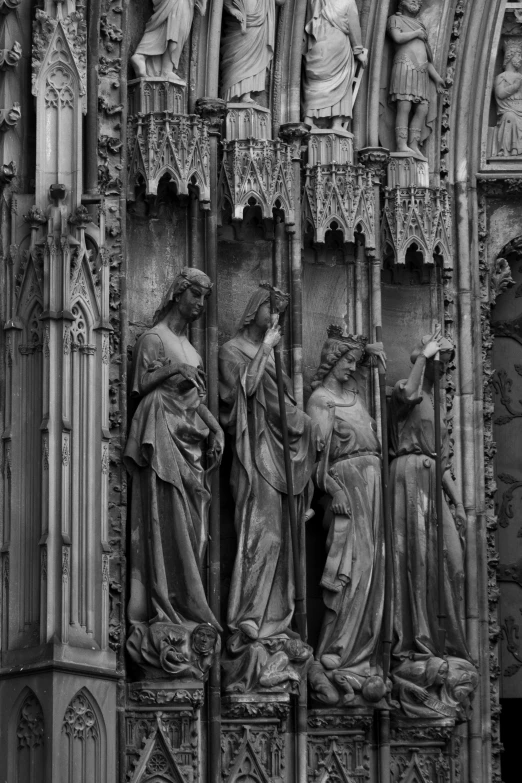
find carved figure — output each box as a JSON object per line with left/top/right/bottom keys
{"left": 389, "top": 331, "right": 469, "bottom": 664}
{"left": 492, "top": 38, "right": 522, "bottom": 157}
{"left": 387, "top": 0, "right": 445, "bottom": 157}
{"left": 305, "top": 329, "right": 387, "bottom": 706}
{"left": 218, "top": 286, "right": 316, "bottom": 691}
{"left": 124, "top": 268, "right": 223, "bottom": 678}
{"left": 302, "top": 0, "right": 367, "bottom": 130}
{"left": 392, "top": 656, "right": 452, "bottom": 719}
{"left": 130, "top": 0, "right": 207, "bottom": 83}
{"left": 220, "top": 0, "right": 285, "bottom": 103}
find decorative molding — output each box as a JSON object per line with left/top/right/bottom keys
{"left": 17, "top": 693, "right": 44, "bottom": 749}
{"left": 32, "top": 8, "right": 87, "bottom": 99}
{"left": 62, "top": 692, "right": 99, "bottom": 740}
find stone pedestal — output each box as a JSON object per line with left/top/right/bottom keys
{"left": 125, "top": 681, "right": 205, "bottom": 783}
{"left": 390, "top": 718, "right": 459, "bottom": 783}
{"left": 128, "top": 76, "right": 186, "bottom": 115}
{"left": 225, "top": 102, "right": 271, "bottom": 140}
{"left": 387, "top": 153, "right": 429, "bottom": 188}
{"left": 307, "top": 707, "right": 373, "bottom": 782}
{"left": 307, "top": 128, "right": 354, "bottom": 166}
{"left": 221, "top": 694, "right": 291, "bottom": 783}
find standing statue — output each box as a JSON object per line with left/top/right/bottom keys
{"left": 387, "top": 0, "right": 445, "bottom": 157}
{"left": 124, "top": 268, "right": 223, "bottom": 679}
{"left": 220, "top": 0, "right": 285, "bottom": 103}
{"left": 388, "top": 329, "right": 477, "bottom": 716}
{"left": 306, "top": 328, "right": 387, "bottom": 707}
{"left": 492, "top": 38, "right": 522, "bottom": 157}
{"left": 130, "top": 0, "right": 207, "bottom": 83}
{"left": 302, "top": 0, "right": 368, "bottom": 130}
{"left": 218, "top": 286, "right": 316, "bottom": 692}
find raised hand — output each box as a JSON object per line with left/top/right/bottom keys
{"left": 366, "top": 341, "right": 387, "bottom": 370}
{"left": 263, "top": 314, "right": 282, "bottom": 350}
{"left": 422, "top": 326, "right": 444, "bottom": 360}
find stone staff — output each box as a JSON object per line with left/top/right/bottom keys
{"left": 432, "top": 330, "right": 447, "bottom": 656}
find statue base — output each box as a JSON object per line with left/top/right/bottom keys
{"left": 390, "top": 716, "right": 460, "bottom": 783}
{"left": 387, "top": 153, "right": 429, "bottom": 187}
{"left": 307, "top": 128, "right": 354, "bottom": 166}
{"left": 225, "top": 102, "right": 271, "bottom": 140}
{"left": 128, "top": 76, "right": 186, "bottom": 115}
{"left": 222, "top": 693, "right": 291, "bottom": 780}
{"left": 308, "top": 707, "right": 373, "bottom": 779}
{"left": 125, "top": 681, "right": 204, "bottom": 782}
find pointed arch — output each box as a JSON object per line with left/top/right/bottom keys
{"left": 8, "top": 687, "right": 45, "bottom": 783}
{"left": 61, "top": 688, "right": 107, "bottom": 783}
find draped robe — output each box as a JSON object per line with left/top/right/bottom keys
{"left": 124, "top": 324, "right": 218, "bottom": 647}
{"left": 220, "top": 0, "right": 276, "bottom": 101}
{"left": 219, "top": 334, "right": 316, "bottom": 638}
{"left": 302, "top": 0, "right": 363, "bottom": 119}
{"left": 492, "top": 70, "right": 522, "bottom": 157}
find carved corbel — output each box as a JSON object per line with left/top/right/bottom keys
{"left": 0, "top": 160, "right": 16, "bottom": 184}
{"left": 0, "top": 41, "right": 22, "bottom": 71}
{"left": 0, "top": 102, "right": 20, "bottom": 133}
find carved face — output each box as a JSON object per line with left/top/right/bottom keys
{"left": 400, "top": 0, "right": 422, "bottom": 15}
{"left": 434, "top": 661, "right": 449, "bottom": 685}
{"left": 176, "top": 283, "right": 211, "bottom": 322}
{"left": 191, "top": 624, "right": 218, "bottom": 655}
{"left": 330, "top": 349, "right": 363, "bottom": 383}
{"left": 511, "top": 51, "right": 522, "bottom": 71}
{"left": 254, "top": 301, "right": 273, "bottom": 332}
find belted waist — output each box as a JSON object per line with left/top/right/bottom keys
{"left": 330, "top": 450, "right": 381, "bottom": 465}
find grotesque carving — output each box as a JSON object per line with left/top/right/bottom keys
{"left": 218, "top": 286, "right": 316, "bottom": 692}
{"left": 220, "top": 0, "right": 285, "bottom": 103}
{"left": 124, "top": 268, "right": 223, "bottom": 679}
{"left": 387, "top": 0, "right": 445, "bottom": 157}
{"left": 492, "top": 37, "right": 522, "bottom": 157}
{"left": 302, "top": 0, "right": 367, "bottom": 130}
{"left": 306, "top": 328, "right": 387, "bottom": 707}
{"left": 130, "top": 0, "right": 207, "bottom": 83}
{"left": 389, "top": 330, "right": 478, "bottom": 715}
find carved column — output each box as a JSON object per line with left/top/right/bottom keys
{"left": 0, "top": 3, "right": 116, "bottom": 781}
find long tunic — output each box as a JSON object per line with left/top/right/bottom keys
{"left": 135, "top": 0, "right": 196, "bottom": 68}
{"left": 306, "top": 385, "right": 384, "bottom": 674}
{"left": 220, "top": 0, "right": 275, "bottom": 101}
{"left": 219, "top": 334, "right": 316, "bottom": 638}
{"left": 492, "top": 71, "right": 522, "bottom": 157}
{"left": 389, "top": 382, "right": 469, "bottom": 660}
{"left": 302, "top": 0, "right": 363, "bottom": 119}
{"left": 388, "top": 13, "right": 430, "bottom": 104}
{"left": 124, "top": 324, "right": 218, "bottom": 636}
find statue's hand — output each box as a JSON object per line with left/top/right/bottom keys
{"left": 228, "top": 6, "right": 245, "bottom": 25}
{"left": 356, "top": 48, "right": 368, "bottom": 69}
{"left": 455, "top": 503, "right": 467, "bottom": 528}
{"left": 366, "top": 341, "right": 386, "bottom": 370}
{"left": 422, "top": 326, "right": 444, "bottom": 360}
{"left": 263, "top": 317, "right": 282, "bottom": 350}
{"left": 331, "top": 490, "right": 351, "bottom": 516}
{"left": 415, "top": 28, "right": 428, "bottom": 42}
{"left": 176, "top": 363, "right": 203, "bottom": 384}
{"left": 435, "top": 77, "right": 446, "bottom": 95}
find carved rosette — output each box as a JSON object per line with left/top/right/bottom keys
{"left": 382, "top": 184, "right": 453, "bottom": 266}
{"left": 220, "top": 138, "right": 295, "bottom": 225}
{"left": 303, "top": 161, "right": 376, "bottom": 248}
{"left": 127, "top": 105, "right": 211, "bottom": 206}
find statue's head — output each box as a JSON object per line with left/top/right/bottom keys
{"left": 191, "top": 623, "right": 219, "bottom": 656}
{"left": 235, "top": 283, "right": 289, "bottom": 335}
{"left": 504, "top": 37, "right": 522, "bottom": 70}
{"left": 398, "top": 0, "right": 422, "bottom": 16}
{"left": 153, "top": 267, "right": 213, "bottom": 325}
{"left": 311, "top": 326, "right": 367, "bottom": 389}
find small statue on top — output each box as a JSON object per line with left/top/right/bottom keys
{"left": 387, "top": 0, "right": 445, "bottom": 158}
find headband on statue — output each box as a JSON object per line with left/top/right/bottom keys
{"left": 326, "top": 324, "right": 368, "bottom": 353}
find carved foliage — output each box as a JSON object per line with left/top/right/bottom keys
{"left": 17, "top": 692, "right": 44, "bottom": 749}
{"left": 32, "top": 8, "right": 86, "bottom": 99}
{"left": 220, "top": 139, "right": 295, "bottom": 225}
{"left": 62, "top": 690, "right": 104, "bottom": 783}
{"left": 14, "top": 691, "right": 45, "bottom": 783}
{"left": 63, "top": 692, "right": 99, "bottom": 740}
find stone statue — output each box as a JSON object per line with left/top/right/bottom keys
{"left": 388, "top": 329, "right": 476, "bottom": 709}
{"left": 220, "top": 0, "right": 285, "bottom": 103}
{"left": 130, "top": 0, "right": 207, "bottom": 83}
{"left": 492, "top": 37, "right": 522, "bottom": 157}
{"left": 387, "top": 0, "right": 445, "bottom": 157}
{"left": 218, "top": 285, "right": 315, "bottom": 692}
{"left": 302, "top": 0, "right": 367, "bottom": 130}
{"left": 124, "top": 268, "right": 223, "bottom": 679}
{"left": 305, "top": 328, "right": 387, "bottom": 707}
